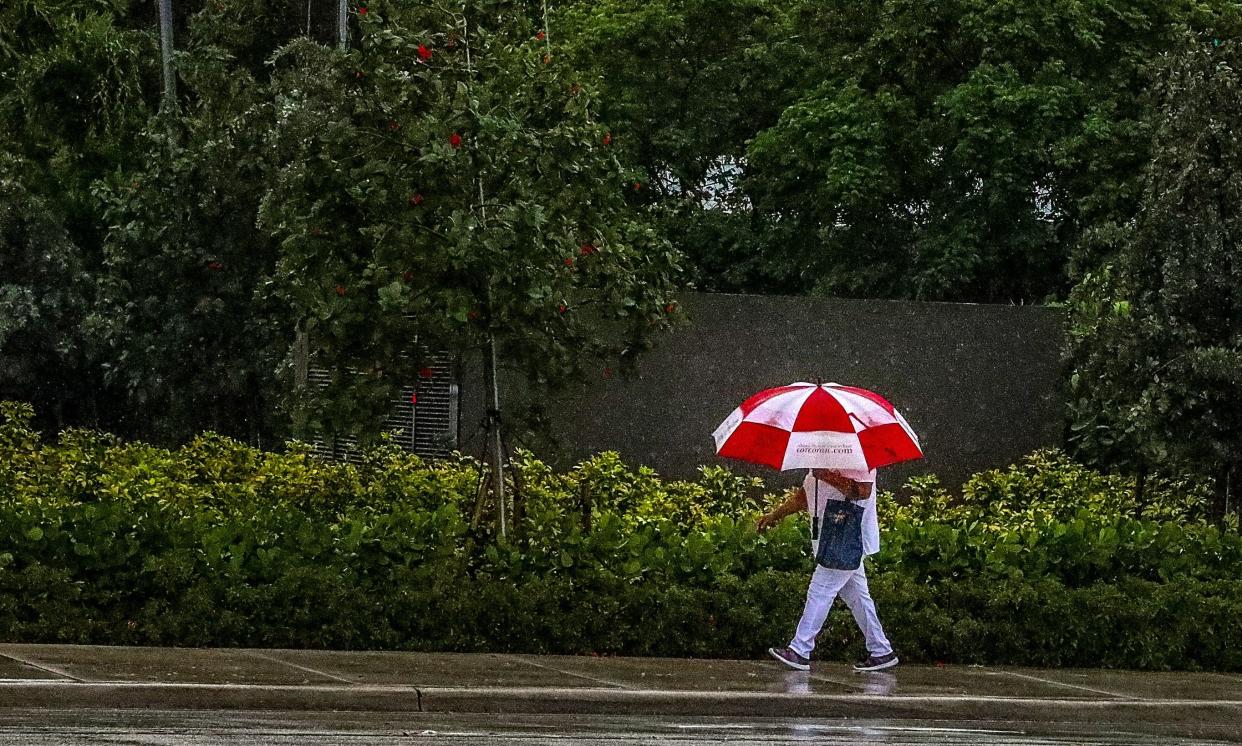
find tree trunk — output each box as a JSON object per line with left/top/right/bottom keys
{"left": 1212, "top": 464, "right": 1231, "bottom": 529}
{"left": 156, "top": 0, "right": 175, "bottom": 107}
{"left": 483, "top": 334, "right": 506, "bottom": 538}
{"left": 1133, "top": 462, "right": 1148, "bottom": 519}
{"left": 579, "top": 481, "right": 592, "bottom": 532}
{"left": 1220, "top": 465, "right": 1236, "bottom": 532}
{"left": 337, "top": 0, "right": 348, "bottom": 50}
{"left": 293, "top": 323, "right": 309, "bottom": 389}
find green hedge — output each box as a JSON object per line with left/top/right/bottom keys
{"left": 2, "top": 401, "right": 1240, "bottom": 670}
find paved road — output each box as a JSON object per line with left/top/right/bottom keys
{"left": 4, "top": 646, "right": 1240, "bottom": 743}
{"left": 0, "top": 710, "right": 1234, "bottom": 746}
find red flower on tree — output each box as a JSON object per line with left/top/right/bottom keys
{"left": 410, "top": 393, "right": 418, "bottom": 404}
{"left": 419, "top": 367, "right": 435, "bottom": 379}
{"left": 563, "top": 257, "right": 574, "bottom": 267}
{"left": 335, "top": 285, "right": 346, "bottom": 297}
{"left": 558, "top": 304, "right": 568, "bottom": 314}
{"left": 388, "top": 121, "right": 400, "bottom": 131}
{"left": 207, "top": 261, "right": 224, "bottom": 271}
{"left": 449, "top": 132, "right": 463, "bottom": 149}
{"left": 579, "top": 243, "right": 596, "bottom": 256}
{"left": 418, "top": 44, "right": 432, "bottom": 61}
{"left": 633, "top": 181, "right": 642, "bottom": 191}
{"left": 665, "top": 302, "right": 677, "bottom": 314}
{"left": 357, "top": 6, "right": 367, "bottom": 14}
{"left": 603, "top": 132, "right": 612, "bottom": 146}
{"left": 409, "top": 193, "right": 424, "bottom": 206}
{"left": 536, "top": 30, "right": 546, "bottom": 41}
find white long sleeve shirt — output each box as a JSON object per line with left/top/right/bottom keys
{"left": 803, "top": 469, "right": 880, "bottom": 558}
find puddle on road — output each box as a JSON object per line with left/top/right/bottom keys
{"left": 0, "top": 711, "right": 1234, "bottom": 745}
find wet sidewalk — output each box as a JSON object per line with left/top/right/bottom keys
{"left": 2, "top": 644, "right": 1240, "bottom": 741}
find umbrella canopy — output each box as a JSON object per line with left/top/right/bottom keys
{"left": 712, "top": 382, "right": 922, "bottom": 472}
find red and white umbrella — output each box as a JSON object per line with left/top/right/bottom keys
{"left": 712, "top": 382, "right": 922, "bottom": 472}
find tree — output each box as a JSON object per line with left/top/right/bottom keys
{"left": 555, "top": 0, "right": 1229, "bottom": 301}
{"left": 556, "top": 0, "right": 809, "bottom": 294}
{"left": 743, "top": 0, "right": 1209, "bottom": 303}
{"left": 0, "top": 2, "right": 158, "bottom": 432}
{"left": 557, "top": 0, "right": 798, "bottom": 198}
{"left": 256, "top": 2, "right": 681, "bottom": 479}
{"left": 1067, "top": 33, "right": 1242, "bottom": 521}
{"left": 94, "top": 112, "right": 287, "bottom": 443}
{"left": 0, "top": 157, "right": 95, "bottom": 430}
{"left": 0, "top": 1, "right": 156, "bottom": 251}
{"left": 2, "top": 0, "right": 394, "bottom": 444}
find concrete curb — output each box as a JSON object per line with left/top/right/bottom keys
{"left": 0, "top": 681, "right": 423, "bottom": 713}
{"left": 418, "top": 686, "right": 1242, "bottom": 727}
{"left": 4, "top": 680, "right": 1241, "bottom": 732}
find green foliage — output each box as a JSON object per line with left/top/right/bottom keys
{"left": 2, "top": 0, "right": 1239, "bottom": 499}
{"left": 555, "top": 0, "right": 812, "bottom": 296}
{"left": 93, "top": 80, "right": 286, "bottom": 442}
{"left": 555, "top": 0, "right": 1231, "bottom": 302}
{"left": 558, "top": 0, "right": 796, "bottom": 198}
{"left": 0, "top": 2, "right": 157, "bottom": 433}
{"left": 893, "top": 449, "right": 1210, "bottom": 527}
{"left": 0, "top": 158, "right": 92, "bottom": 421}
{"left": 743, "top": 0, "right": 1213, "bottom": 302}
{"left": 4, "top": 404, "right": 1241, "bottom": 669}
{"left": 882, "top": 451, "right": 1233, "bottom": 586}
{"left": 256, "top": 2, "right": 682, "bottom": 441}
{"left": 1066, "top": 34, "right": 1242, "bottom": 507}
{"left": 2, "top": 0, "right": 682, "bottom": 445}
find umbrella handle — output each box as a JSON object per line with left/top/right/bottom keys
{"left": 811, "top": 475, "right": 819, "bottom": 541}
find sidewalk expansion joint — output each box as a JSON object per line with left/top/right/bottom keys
{"left": 501, "top": 655, "right": 633, "bottom": 690}
{"left": 0, "top": 652, "right": 84, "bottom": 683}
{"left": 243, "top": 651, "right": 357, "bottom": 686}
{"left": 998, "top": 671, "right": 1138, "bottom": 700}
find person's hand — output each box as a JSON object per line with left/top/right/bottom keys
{"left": 756, "top": 513, "right": 781, "bottom": 533}
{"left": 811, "top": 468, "right": 845, "bottom": 486}
{"left": 811, "top": 468, "right": 870, "bottom": 500}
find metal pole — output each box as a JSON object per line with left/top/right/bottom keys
{"left": 156, "top": 0, "right": 175, "bottom": 107}
{"left": 462, "top": 4, "right": 504, "bottom": 537}
{"left": 337, "top": 0, "right": 348, "bottom": 49}
{"left": 484, "top": 335, "right": 506, "bottom": 538}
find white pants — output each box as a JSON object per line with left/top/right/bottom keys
{"left": 789, "top": 562, "right": 893, "bottom": 659}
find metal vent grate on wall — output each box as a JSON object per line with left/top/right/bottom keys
{"left": 412, "top": 350, "right": 458, "bottom": 459}
{"left": 306, "top": 351, "right": 458, "bottom": 463}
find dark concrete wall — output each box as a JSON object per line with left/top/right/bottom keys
{"left": 463, "top": 292, "right": 1065, "bottom": 492}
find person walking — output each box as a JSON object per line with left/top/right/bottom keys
{"left": 757, "top": 467, "right": 898, "bottom": 672}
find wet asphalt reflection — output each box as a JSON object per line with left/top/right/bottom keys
{"left": 0, "top": 710, "right": 1235, "bottom": 746}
